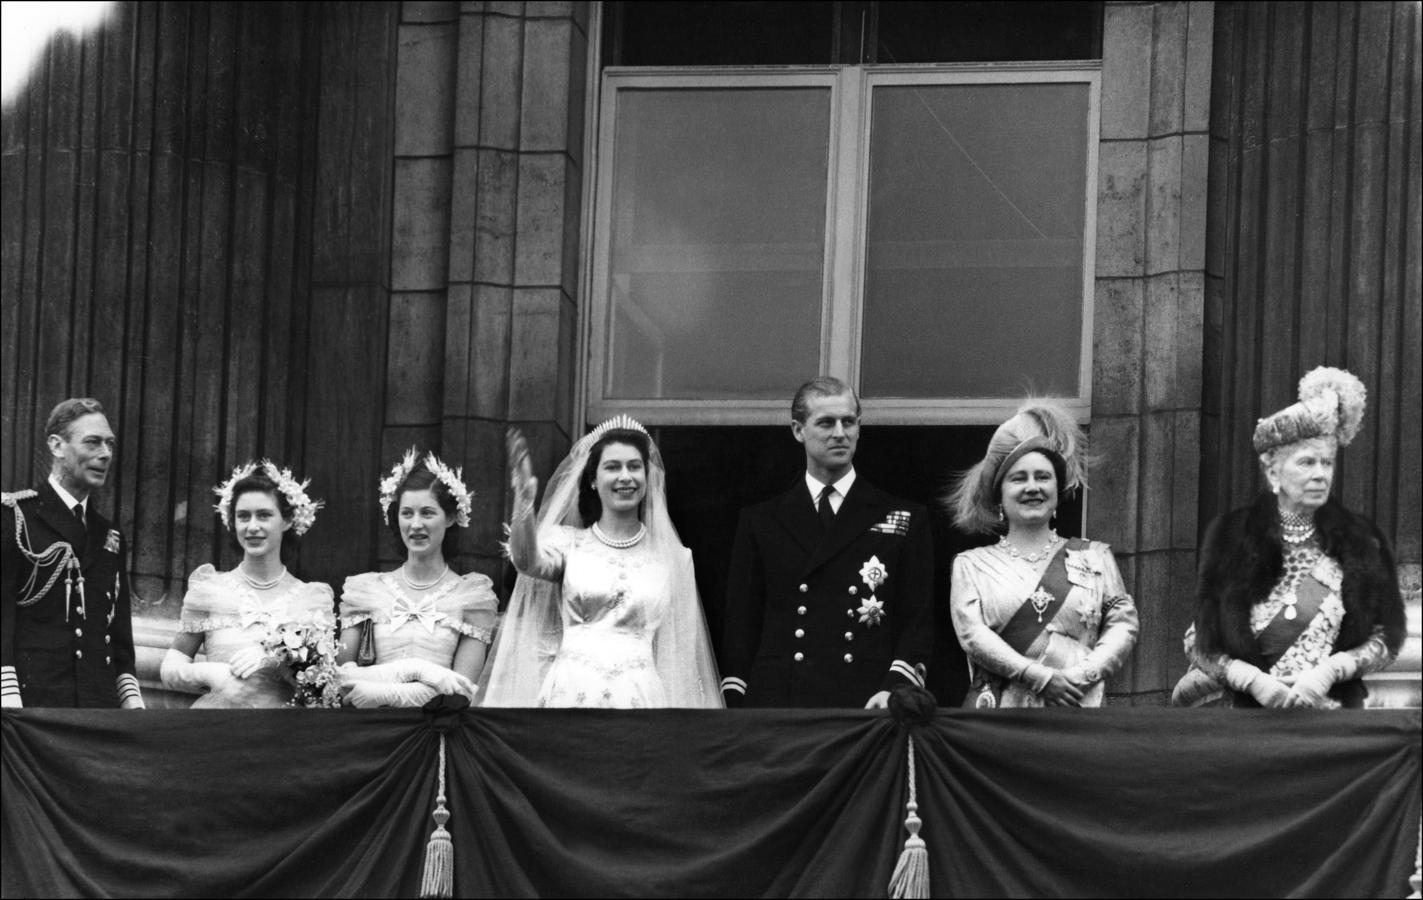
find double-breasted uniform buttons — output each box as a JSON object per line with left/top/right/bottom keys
{"left": 74, "top": 628, "right": 83, "bottom": 638}
{"left": 794, "top": 652, "right": 805, "bottom": 662}
{"left": 74, "top": 650, "right": 83, "bottom": 660}
{"left": 848, "top": 586, "right": 858, "bottom": 595}
{"left": 843, "top": 653, "right": 853, "bottom": 663}
{"left": 798, "top": 584, "right": 808, "bottom": 593}
{"left": 795, "top": 628, "right": 805, "bottom": 639}
{"left": 797, "top": 606, "right": 807, "bottom": 615}
{"left": 844, "top": 632, "right": 853, "bottom": 641}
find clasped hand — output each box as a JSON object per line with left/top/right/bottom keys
{"left": 227, "top": 646, "right": 278, "bottom": 680}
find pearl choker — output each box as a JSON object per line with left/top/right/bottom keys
{"left": 401, "top": 565, "right": 449, "bottom": 591}
{"left": 592, "top": 522, "right": 646, "bottom": 549}
{"left": 1279, "top": 509, "right": 1317, "bottom": 544}
{"left": 241, "top": 567, "right": 287, "bottom": 590}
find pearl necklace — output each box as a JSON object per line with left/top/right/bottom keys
{"left": 999, "top": 530, "right": 1060, "bottom": 564}
{"left": 401, "top": 565, "right": 449, "bottom": 591}
{"left": 1279, "top": 509, "right": 1317, "bottom": 545}
{"left": 592, "top": 522, "right": 646, "bottom": 549}
{"left": 241, "top": 567, "right": 287, "bottom": 591}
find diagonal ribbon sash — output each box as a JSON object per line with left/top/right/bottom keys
{"left": 1256, "top": 574, "right": 1329, "bottom": 671}
{"left": 997, "top": 538, "right": 1088, "bottom": 656}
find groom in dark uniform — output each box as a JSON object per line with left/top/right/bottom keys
{"left": 1, "top": 398, "right": 144, "bottom": 708}
{"left": 721, "top": 377, "right": 933, "bottom": 708}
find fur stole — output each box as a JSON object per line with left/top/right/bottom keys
{"left": 1194, "top": 492, "right": 1405, "bottom": 669}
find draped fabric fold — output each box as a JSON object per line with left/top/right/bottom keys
{"left": 3, "top": 708, "right": 1418, "bottom": 898}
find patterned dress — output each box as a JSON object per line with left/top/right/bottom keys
{"left": 177, "top": 565, "right": 334, "bottom": 708}
{"left": 523, "top": 526, "right": 678, "bottom": 708}
{"left": 951, "top": 540, "right": 1139, "bottom": 708}
{"left": 1181, "top": 540, "right": 1394, "bottom": 708}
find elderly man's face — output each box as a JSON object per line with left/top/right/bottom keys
{"left": 49, "top": 413, "right": 116, "bottom": 499}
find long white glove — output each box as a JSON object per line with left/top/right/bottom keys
{"left": 342, "top": 680, "right": 441, "bottom": 708}
{"left": 341, "top": 659, "right": 478, "bottom": 701}
{"left": 160, "top": 649, "right": 233, "bottom": 695}
{"left": 1224, "top": 660, "right": 1292, "bottom": 708}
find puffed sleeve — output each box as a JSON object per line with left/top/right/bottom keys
{"left": 447, "top": 572, "right": 498, "bottom": 644}
{"left": 178, "top": 564, "right": 226, "bottom": 633}
{"left": 339, "top": 572, "right": 385, "bottom": 629}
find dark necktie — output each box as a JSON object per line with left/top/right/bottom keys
{"left": 72, "top": 503, "right": 87, "bottom": 554}
{"left": 818, "top": 486, "right": 835, "bottom": 530}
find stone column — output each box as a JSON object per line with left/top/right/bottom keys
{"left": 1092, "top": 1, "right": 1214, "bottom": 703}
{"left": 442, "top": 2, "right": 589, "bottom": 587}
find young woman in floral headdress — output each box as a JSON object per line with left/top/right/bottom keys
{"left": 161, "top": 461, "right": 335, "bottom": 708}
{"left": 333, "top": 450, "right": 494, "bottom": 707}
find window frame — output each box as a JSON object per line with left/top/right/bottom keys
{"left": 583, "top": 61, "right": 1101, "bottom": 427}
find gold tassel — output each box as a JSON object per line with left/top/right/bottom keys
{"left": 419, "top": 734, "right": 454, "bottom": 899}
{"left": 888, "top": 737, "right": 929, "bottom": 899}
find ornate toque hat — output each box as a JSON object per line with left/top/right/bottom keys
{"left": 1252, "top": 366, "right": 1367, "bottom": 455}
{"left": 948, "top": 398, "right": 1088, "bottom": 535}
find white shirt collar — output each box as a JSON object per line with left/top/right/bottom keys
{"left": 48, "top": 474, "right": 87, "bottom": 515}
{"left": 806, "top": 468, "right": 856, "bottom": 506}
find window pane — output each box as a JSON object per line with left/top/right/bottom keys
{"left": 606, "top": 1, "right": 836, "bottom": 66}
{"left": 606, "top": 88, "right": 830, "bottom": 400}
{"left": 860, "top": 82, "right": 1090, "bottom": 399}
{"left": 875, "top": 1, "right": 1102, "bottom": 64}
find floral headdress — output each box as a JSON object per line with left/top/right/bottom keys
{"left": 378, "top": 446, "right": 474, "bottom": 528}
{"left": 212, "top": 460, "right": 324, "bottom": 536}
{"left": 1252, "top": 366, "right": 1367, "bottom": 455}
{"left": 424, "top": 452, "right": 474, "bottom": 528}
{"left": 378, "top": 447, "right": 422, "bottom": 522}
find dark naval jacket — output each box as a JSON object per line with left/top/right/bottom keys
{"left": 1, "top": 482, "right": 139, "bottom": 707}
{"left": 721, "top": 477, "right": 934, "bottom": 707}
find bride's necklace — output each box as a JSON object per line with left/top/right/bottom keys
{"left": 401, "top": 564, "right": 449, "bottom": 591}
{"left": 592, "top": 522, "right": 646, "bottom": 549}
{"left": 240, "top": 566, "right": 286, "bottom": 591}
{"left": 999, "top": 530, "right": 1060, "bottom": 564}
{"left": 1280, "top": 508, "right": 1317, "bottom": 545}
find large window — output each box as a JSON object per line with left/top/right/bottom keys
{"left": 587, "top": 65, "right": 1099, "bottom": 424}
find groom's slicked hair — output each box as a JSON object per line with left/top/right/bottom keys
{"left": 791, "top": 377, "right": 860, "bottom": 423}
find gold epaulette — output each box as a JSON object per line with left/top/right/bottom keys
{"left": 2, "top": 489, "right": 38, "bottom": 507}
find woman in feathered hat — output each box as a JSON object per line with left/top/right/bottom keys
{"left": 947, "top": 399, "right": 1138, "bottom": 708}
{"left": 1172, "top": 367, "right": 1406, "bottom": 708}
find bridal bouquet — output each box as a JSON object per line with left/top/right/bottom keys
{"left": 261, "top": 622, "right": 344, "bottom": 708}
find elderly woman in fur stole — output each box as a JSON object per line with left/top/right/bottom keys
{"left": 1172, "top": 368, "right": 1406, "bottom": 708}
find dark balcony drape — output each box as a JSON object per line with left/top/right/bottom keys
{"left": 3, "top": 707, "right": 1418, "bottom": 897}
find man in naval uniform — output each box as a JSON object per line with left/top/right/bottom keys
{"left": 721, "top": 377, "right": 934, "bottom": 708}
{"left": 1, "top": 398, "right": 144, "bottom": 708}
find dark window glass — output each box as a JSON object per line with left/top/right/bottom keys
{"left": 876, "top": 2, "right": 1102, "bottom": 63}
{"left": 657, "top": 424, "right": 1085, "bottom": 708}
{"left": 607, "top": 1, "right": 837, "bottom": 66}
{"left": 604, "top": 1, "right": 1101, "bottom": 67}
